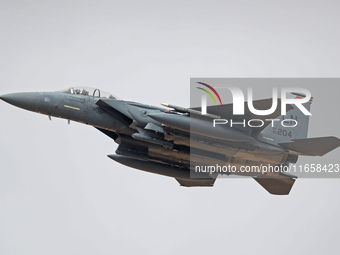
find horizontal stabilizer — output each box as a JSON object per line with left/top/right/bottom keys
{"left": 253, "top": 174, "right": 296, "bottom": 195}
{"left": 279, "top": 136, "right": 340, "bottom": 156}
{"left": 176, "top": 178, "right": 216, "bottom": 187}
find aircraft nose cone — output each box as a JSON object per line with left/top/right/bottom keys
{"left": 0, "top": 92, "right": 41, "bottom": 112}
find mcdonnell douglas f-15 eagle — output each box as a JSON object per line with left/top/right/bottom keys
{"left": 1, "top": 86, "right": 339, "bottom": 195}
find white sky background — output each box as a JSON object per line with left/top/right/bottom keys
{"left": 0, "top": 1, "right": 340, "bottom": 254}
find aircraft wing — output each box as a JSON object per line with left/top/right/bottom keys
{"left": 191, "top": 98, "right": 293, "bottom": 132}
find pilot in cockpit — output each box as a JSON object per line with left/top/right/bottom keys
{"left": 82, "top": 89, "right": 89, "bottom": 95}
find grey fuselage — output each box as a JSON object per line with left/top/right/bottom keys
{"left": 0, "top": 90, "right": 292, "bottom": 175}
{"left": 39, "top": 91, "right": 134, "bottom": 135}
{"left": 2, "top": 87, "right": 339, "bottom": 195}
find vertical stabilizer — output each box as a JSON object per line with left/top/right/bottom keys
{"left": 261, "top": 94, "right": 312, "bottom": 142}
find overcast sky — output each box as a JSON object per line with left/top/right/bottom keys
{"left": 1, "top": 1, "right": 340, "bottom": 255}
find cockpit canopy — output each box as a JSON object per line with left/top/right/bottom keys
{"left": 58, "top": 87, "right": 119, "bottom": 100}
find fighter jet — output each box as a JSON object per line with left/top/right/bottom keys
{"left": 1, "top": 86, "right": 339, "bottom": 195}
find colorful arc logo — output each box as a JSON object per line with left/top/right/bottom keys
{"left": 196, "top": 82, "right": 223, "bottom": 105}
